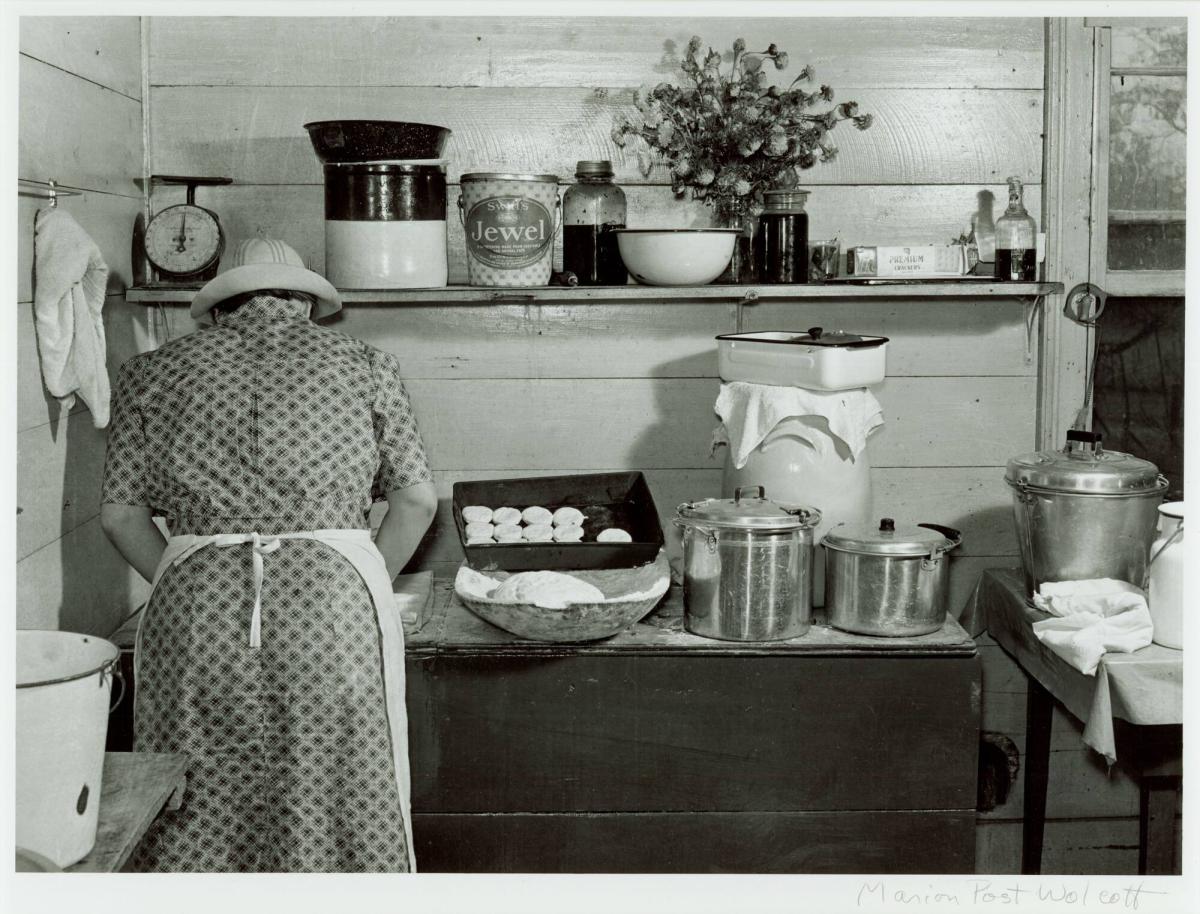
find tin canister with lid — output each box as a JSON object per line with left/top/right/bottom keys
{"left": 755, "top": 189, "right": 810, "bottom": 284}
{"left": 823, "top": 518, "right": 962, "bottom": 636}
{"left": 1005, "top": 430, "right": 1168, "bottom": 596}
{"left": 323, "top": 162, "right": 448, "bottom": 288}
{"left": 674, "top": 485, "right": 821, "bottom": 641}
{"left": 458, "top": 172, "right": 560, "bottom": 287}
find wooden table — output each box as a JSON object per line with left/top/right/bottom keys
{"left": 976, "top": 569, "right": 1183, "bottom": 875}
{"left": 405, "top": 582, "right": 981, "bottom": 873}
{"left": 66, "top": 752, "right": 188, "bottom": 872}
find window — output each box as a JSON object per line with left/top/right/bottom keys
{"left": 1091, "top": 19, "right": 1186, "bottom": 291}
{"left": 1086, "top": 19, "right": 1185, "bottom": 497}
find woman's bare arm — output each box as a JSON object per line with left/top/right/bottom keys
{"left": 100, "top": 504, "right": 167, "bottom": 583}
{"left": 373, "top": 480, "right": 439, "bottom": 579}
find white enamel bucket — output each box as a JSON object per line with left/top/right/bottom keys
{"left": 16, "top": 630, "right": 121, "bottom": 867}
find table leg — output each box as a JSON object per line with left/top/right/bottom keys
{"left": 1021, "top": 676, "right": 1054, "bottom": 875}
{"left": 1138, "top": 776, "right": 1180, "bottom": 875}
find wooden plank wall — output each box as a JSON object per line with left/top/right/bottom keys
{"left": 16, "top": 17, "right": 156, "bottom": 636}
{"left": 137, "top": 16, "right": 1149, "bottom": 874}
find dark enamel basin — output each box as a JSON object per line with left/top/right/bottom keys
{"left": 303, "top": 120, "right": 451, "bottom": 162}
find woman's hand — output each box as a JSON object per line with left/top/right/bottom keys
{"left": 374, "top": 480, "right": 439, "bottom": 580}
{"left": 100, "top": 504, "right": 168, "bottom": 583}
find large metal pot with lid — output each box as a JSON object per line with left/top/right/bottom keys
{"left": 1005, "top": 430, "right": 1168, "bottom": 596}
{"left": 823, "top": 518, "right": 962, "bottom": 636}
{"left": 674, "top": 486, "right": 821, "bottom": 641}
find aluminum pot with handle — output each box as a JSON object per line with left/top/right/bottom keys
{"left": 823, "top": 518, "right": 962, "bottom": 636}
{"left": 1005, "top": 430, "right": 1168, "bottom": 596}
{"left": 674, "top": 485, "right": 821, "bottom": 641}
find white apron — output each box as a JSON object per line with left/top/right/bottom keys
{"left": 134, "top": 528, "right": 416, "bottom": 872}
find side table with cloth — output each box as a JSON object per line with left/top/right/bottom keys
{"left": 965, "top": 568, "right": 1183, "bottom": 874}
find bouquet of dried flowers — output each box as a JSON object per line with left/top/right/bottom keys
{"left": 612, "top": 36, "right": 873, "bottom": 223}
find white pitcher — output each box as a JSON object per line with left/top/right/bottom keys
{"left": 1147, "top": 501, "right": 1183, "bottom": 650}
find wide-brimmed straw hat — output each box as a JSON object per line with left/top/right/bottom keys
{"left": 191, "top": 238, "right": 341, "bottom": 321}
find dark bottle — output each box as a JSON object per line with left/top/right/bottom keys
{"left": 563, "top": 160, "right": 627, "bottom": 285}
{"left": 755, "top": 189, "right": 810, "bottom": 284}
{"left": 994, "top": 176, "right": 1038, "bottom": 282}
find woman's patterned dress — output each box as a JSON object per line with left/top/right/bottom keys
{"left": 101, "top": 296, "right": 432, "bottom": 872}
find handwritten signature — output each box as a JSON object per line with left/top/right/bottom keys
{"left": 856, "top": 881, "right": 1169, "bottom": 910}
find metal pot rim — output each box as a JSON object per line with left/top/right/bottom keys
{"left": 1006, "top": 476, "right": 1170, "bottom": 497}
{"left": 674, "top": 503, "right": 821, "bottom": 532}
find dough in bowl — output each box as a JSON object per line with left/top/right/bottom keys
{"left": 551, "top": 506, "right": 585, "bottom": 528}
{"left": 597, "top": 528, "right": 633, "bottom": 543}
{"left": 553, "top": 524, "right": 584, "bottom": 543}
{"left": 465, "top": 521, "right": 496, "bottom": 539}
{"left": 522, "top": 506, "right": 553, "bottom": 525}
{"left": 492, "top": 507, "right": 522, "bottom": 526}
{"left": 522, "top": 523, "right": 554, "bottom": 542}
{"left": 490, "top": 571, "right": 606, "bottom": 609}
{"left": 461, "top": 505, "right": 493, "bottom": 524}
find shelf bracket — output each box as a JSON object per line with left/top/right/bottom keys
{"left": 735, "top": 290, "right": 760, "bottom": 333}
{"left": 1023, "top": 295, "right": 1046, "bottom": 365}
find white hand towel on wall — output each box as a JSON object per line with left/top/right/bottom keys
{"left": 1031, "top": 579, "right": 1154, "bottom": 676}
{"left": 33, "top": 207, "right": 111, "bottom": 428}
{"left": 714, "top": 381, "right": 884, "bottom": 469}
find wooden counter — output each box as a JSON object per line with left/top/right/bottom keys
{"left": 66, "top": 752, "right": 187, "bottom": 873}
{"left": 405, "top": 583, "right": 981, "bottom": 873}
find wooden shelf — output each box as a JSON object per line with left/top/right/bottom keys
{"left": 126, "top": 282, "right": 1063, "bottom": 306}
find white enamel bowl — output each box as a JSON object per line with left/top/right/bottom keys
{"left": 615, "top": 228, "right": 740, "bottom": 286}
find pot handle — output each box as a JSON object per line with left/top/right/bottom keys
{"left": 734, "top": 485, "right": 765, "bottom": 503}
{"left": 918, "top": 523, "right": 962, "bottom": 554}
{"left": 106, "top": 663, "right": 126, "bottom": 714}
{"left": 1148, "top": 520, "right": 1183, "bottom": 568}
{"left": 792, "top": 506, "right": 822, "bottom": 529}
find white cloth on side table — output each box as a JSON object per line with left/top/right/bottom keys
{"left": 1031, "top": 579, "right": 1154, "bottom": 676}
{"left": 714, "top": 381, "right": 884, "bottom": 469}
{"left": 33, "top": 207, "right": 111, "bottom": 427}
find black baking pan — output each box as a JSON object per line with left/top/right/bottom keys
{"left": 452, "top": 472, "right": 664, "bottom": 572}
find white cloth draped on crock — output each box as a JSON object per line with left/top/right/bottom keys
{"left": 33, "top": 207, "right": 111, "bottom": 427}
{"left": 713, "top": 380, "right": 885, "bottom": 468}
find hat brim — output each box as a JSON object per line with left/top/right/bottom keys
{"left": 191, "top": 263, "right": 342, "bottom": 322}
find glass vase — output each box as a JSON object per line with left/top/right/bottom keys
{"left": 714, "top": 209, "right": 758, "bottom": 284}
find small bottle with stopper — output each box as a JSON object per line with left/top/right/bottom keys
{"left": 994, "top": 176, "right": 1037, "bottom": 281}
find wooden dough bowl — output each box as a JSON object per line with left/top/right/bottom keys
{"left": 456, "top": 552, "right": 670, "bottom": 642}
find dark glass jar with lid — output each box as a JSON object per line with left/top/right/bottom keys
{"left": 563, "top": 160, "right": 627, "bottom": 285}
{"left": 755, "top": 189, "right": 810, "bottom": 284}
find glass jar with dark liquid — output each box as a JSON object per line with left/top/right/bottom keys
{"left": 563, "top": 160, "right": 627, "bottom": 285}
{"left": 755, "top": 189, "right": 810, "bottom": 284}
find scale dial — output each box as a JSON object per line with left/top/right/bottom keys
{"left": 144, "top": 203, "right": 223, "bottom": 277}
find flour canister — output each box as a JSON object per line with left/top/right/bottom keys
{"left": 324, "top": 162, "right": 448, "bottom": 288}
{"left": 459, "top": 172, "right": 559, "bottom": 286}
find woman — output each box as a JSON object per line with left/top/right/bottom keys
{"left": 100, "top": 238, "right": 438, "bottom": 872}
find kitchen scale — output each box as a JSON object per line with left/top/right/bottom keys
{"left": 140, "top": 175, "right": 233, "bottom": 284}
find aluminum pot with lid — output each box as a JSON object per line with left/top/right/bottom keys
{"left": 674, "top": 485, "right": 821, "bottom": 641}
{"left": 823, "top": 518, "right": 962, "bottom": 636}
{"left": 1005, "top": 430, "right": 1168, "bottom": 596}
